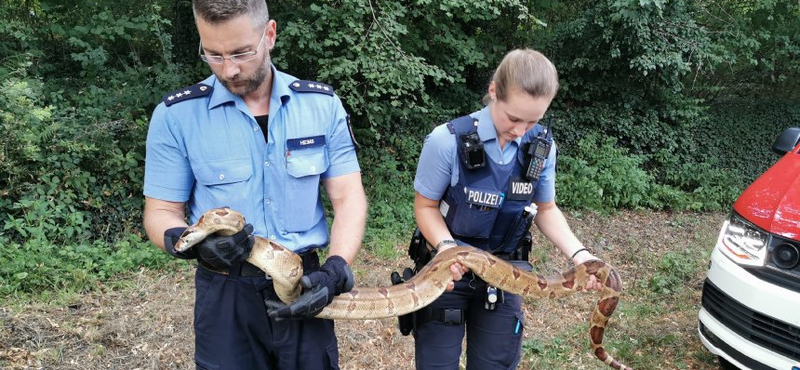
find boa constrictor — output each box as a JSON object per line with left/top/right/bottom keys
{"left": 175, "top": 208, "right": 633, "bottom": 370}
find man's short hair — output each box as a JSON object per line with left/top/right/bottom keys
{"left": 192, "top": 0, "right": 269, "bottom": 30}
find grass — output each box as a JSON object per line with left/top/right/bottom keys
{"left": 0, "top": 210, "right": 728, "bottom": 369}
{"left": 517, "top": 210, "right": 724, "bottom": 370}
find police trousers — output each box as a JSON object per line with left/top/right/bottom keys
{"left": 413, "top": 273, "right": 525, "bottom": 370}
{"left": 193, "top": 253, "right": 339, "bottom": 370}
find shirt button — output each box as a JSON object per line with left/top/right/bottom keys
{"left": 265, "top": 199, "right": 272, "bottom": 204}
{"left": 264, "top": 161, "right": 270, "bottom": 167}
{"left": 218, "top": 174, "right": 225, "bottom": 180}
{"left": 310, "top": 165, "right": 316, "bottom": 172}
{"left": 253, "top": 126, "right": 259, "bottom": 131}
{"left": 270, "top": 235, "right": 276, "bottom": 239}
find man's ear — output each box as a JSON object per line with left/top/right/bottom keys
{"left": 265, "top": 20, "right": 277, "bottom": 50}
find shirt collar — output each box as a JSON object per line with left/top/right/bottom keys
{"left": 206, "top": 75, "right": 236, "bottom": 109}
{"left": 475, "top": 105, "right": 522, "bottom": 146}
{"left": 206, "top": 64, "right": 292, "bottom": 111}
{"left": 270, "top": 66, "right": 292, "bottom": 107}
{"left": 473, "top": 106, "right": 495, "bottom": 142}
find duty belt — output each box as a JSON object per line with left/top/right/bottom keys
{"left": 418, "top": 307, "right": 465, "bottom": 325}
{"left": 198, "top": 250, "right": 319, "bottom": 277}
{"left": 492, "top": 251, "right": 533, "bottom": 272}
{"left": 198, "top": 259, "right": 264, "bottom": 277}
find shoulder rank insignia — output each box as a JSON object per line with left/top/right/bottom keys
{"left": 163, "top": 83, "right": 213, "bottom": 107}
{"left": 289, "top": 80, "right": 334, "bottom": 96}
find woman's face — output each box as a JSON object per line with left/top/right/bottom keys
{"left": 488, "top": 82, "right": 553, "bottom": 147}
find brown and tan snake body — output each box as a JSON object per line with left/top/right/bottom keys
{"left": 175, "top": 208, "right": 633, "bottom": 370}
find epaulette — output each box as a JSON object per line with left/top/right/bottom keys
{"left": 163, "top": 83, "right": 213, "bottom": 106}
{"left": 289, "top": 80, "right": 334, "bottom": 96}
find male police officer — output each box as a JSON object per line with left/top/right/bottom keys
{"left": 142, "top": 1, "right": 367, "bottom": 369}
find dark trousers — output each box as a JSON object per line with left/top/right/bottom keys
{"left": 193, "top": 254, "right": 339, "bottom": 370}
{"left": 413, "top": 274, "right": 525, "bottom": 370}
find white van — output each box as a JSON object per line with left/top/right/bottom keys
{"left": 698, "top": 127, "right": 800, "bottom": 369}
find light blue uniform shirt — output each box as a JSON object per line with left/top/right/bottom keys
{"left": 414, "top": 106, "right": 557, "bottom": 202}
{"left": 144, "top": 67, "right": 360, "bottom": 252}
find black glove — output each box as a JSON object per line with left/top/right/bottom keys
{"left": 164, "top": 227, "right": 198, "bottom": 259}
{"left": 265, "top": 255, "right": 354, "bottom": 320}
{"left": 197, "top": 224, "right": 255, "bottom": 270}
{"left": 163, "top": 224, "right": 255, "bottom": 270}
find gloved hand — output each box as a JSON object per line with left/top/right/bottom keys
{"left": 164, "top": 227, "right": 198, "bottom": 259}
{"left": 265, "top": 255, "right": 354, "bottom": 320}
{"left": 196, "top": 224, "right": 255, "bottom": 269}
{"left": 163, "top": 224, "right": 255, "bottom": 270}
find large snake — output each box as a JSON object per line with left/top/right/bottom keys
{"left": 175, "top": 207, "right": 633, "bottom": 370}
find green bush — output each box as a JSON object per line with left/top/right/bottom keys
{"left": 652, "top": 149, "right": 742, "bottom": 211}
{"left": 0, "top": 234, "right": 172, "bottom": 296}
{"left": 555, "top": 133, "right": 742, "bottom": 212}
{"left": 0, "top": 0, "right": 797, "bottom": 298}
{"left": 358, "top": 126, "right": 425, "bottom": 257}
{"left": 0, "top": 74, "right": 145, "bottom": 243}
{"left": 0, "top": 3, "right": 198, "bottom": 296}
{"left": 693, "top": 98, "right": 800, "bottom": 184}
{"left": 542, "top": 0, "right": 713, "bottom": 160}
{"left": 0, "top": 1, "right": 201, "bottom": 245}
{"left": 556, "top": 133, "right": 658, "bottom": 212}
{"left": 646, "top": 249, "right": 704, "bottom": 295}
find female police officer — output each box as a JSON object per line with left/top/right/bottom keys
{"left": 412, "top": 49, "right": 601, "bottom": 369}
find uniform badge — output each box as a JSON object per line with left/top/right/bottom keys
{"left": 506, "top": 177, "right": 535, "bottom": 201}
{"left": 288, "top": 80, "right": 334, "bottom": 96}
{"left": 464, "top": 187, "right": 503, "bottom": 208}
{"left": 287, "top": 135, "right": 326, "bottom": 152}
{"left": 346, "top": 115, "right": 360, "bottom": 148}
{"left": 163, "top": 83, "right": 213, "bottom": 107}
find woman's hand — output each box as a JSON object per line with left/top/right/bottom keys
{"left": 415, "top": 192, "right": 469, "bottom": 292}
{"left": 437, "top": 243, "right": 470, "bottom": 291}
{"left": 573, "top": 250, "right": 604, "bottom": 291}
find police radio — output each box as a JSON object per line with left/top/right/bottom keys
{"left": 461, "top": 132, "right": 486, "bottom": 169}
{"left": 524, "top": 124, "right": 552, "bottom": 181}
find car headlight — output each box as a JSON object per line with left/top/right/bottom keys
{"left": 717, "top": 213, "right": 769, "bottom": 266}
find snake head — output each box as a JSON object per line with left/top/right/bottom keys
{"left": 173, "top": 228, "right": 202, "bottom": 252}
{"left": 173, "top": 207, "right": 247, "bottom": 252}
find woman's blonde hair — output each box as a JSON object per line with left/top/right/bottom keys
{"left": 483, "top": 49, "right": 559, "bottom": 105}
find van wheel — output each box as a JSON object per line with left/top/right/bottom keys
{"left": 718, "top": 356, "right": 740, "bottom": 370}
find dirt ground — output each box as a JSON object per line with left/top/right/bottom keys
{"left": 0, "top": 210, "right": 726, "bottom": 370}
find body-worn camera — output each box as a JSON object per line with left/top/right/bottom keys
{"left": 461, "top": 132, "right": 486, "bottom": 169}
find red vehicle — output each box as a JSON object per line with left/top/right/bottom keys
{"left": 698, "top": 127, "right": 800, "bottom": 369}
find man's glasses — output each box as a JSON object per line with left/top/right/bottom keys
{"left": 199, "top": 31, "right": 266, "bottom": 65}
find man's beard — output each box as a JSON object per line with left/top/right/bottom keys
{"left": 218, "top": 55, "right": 270, "bottom": 97}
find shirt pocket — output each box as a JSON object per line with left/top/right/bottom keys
{"left": 284, "top": 145, "right": 329, "bottom": 232}
{"left": 193, "top": 158, "right": 253, "bottom": 205}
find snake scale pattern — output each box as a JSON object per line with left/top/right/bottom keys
{"left": 175, "top": 207, "right": 633, "bottom": 370}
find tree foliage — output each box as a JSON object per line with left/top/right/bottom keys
{"left": 0, "top": 0, "right": 798, "bottom": 276}
{"left": 696, "top": 0, "right": 800, "bottom": 98}
{"left": 269, "top": 0, "right": 546, "bottom": 243}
